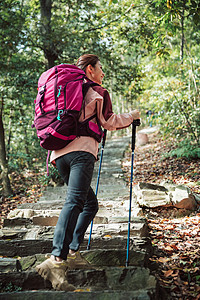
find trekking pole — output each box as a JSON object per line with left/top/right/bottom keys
{"left": 126, "top": 119, "right": 140, "bottom": 267}
{"left": 87, "top": 129, "right": 107, "bottom": 250}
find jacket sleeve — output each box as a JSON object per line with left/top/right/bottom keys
{"left": 97, "top": 88, "right": 134, "bottom": 131}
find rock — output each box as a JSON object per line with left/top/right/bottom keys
{"left": 24, "top": 228, "right": 41, "bottom": 240}
{"left": 136, "top": 133, "right": 149, "bottom": 146}
{"left": 8, "top": 209, "right": 34, "bottom": 219}
{"left": 0, "top": 258, "right": 22, "bottom": 273}
{"left": 194, "top": 193, "right": 200, "bottom": 203}
{"left": 160, "top": 180, "right": 176, "bottom": 191}
{"left": 174, "top": 194, "right": 197, "bottom": 211}
{"left": 0, "top": 228, "right": 28, "bottom": 240}
{"left": 7, "top": 209, "right": 21, "bottom": 219}
{"left": 24, "top": 209, "right": 34, "bottom": 218}
{"left": 170, "top": 185, "right": 191, "bottom": 204}
{"left": 93, "top": 216, "right": 108, "bottom": 224}
{"left": 3, "top": 218, "right": 32, "bottom": 227}
{"left": 138, "top": 182, "right": 168, "bottom": 192}
{"left": 173, "top": 209, "right": 191, "bottom": 218}
{"left": 134, "top": 182, "right": 198, "bottom": 210}
{"left": 20, "top": 254, "right": 46, "bottom": 271}
{"left": 134, "top": 182, "right": 171, "bottom": 208}
{"left": 32, "top": 216, "right": 58, "bottom": 226}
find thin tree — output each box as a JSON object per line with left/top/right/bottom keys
{"left": 0, "top": 97, "right": 12, "bottom": 196}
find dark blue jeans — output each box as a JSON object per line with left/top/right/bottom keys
{"left": 51, "top": 151, "right": 98, "bottom": 260}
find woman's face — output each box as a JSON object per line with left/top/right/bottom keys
{"left": 86, "top": 61, "right": 105, "bottom": 85}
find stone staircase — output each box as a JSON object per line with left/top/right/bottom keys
{"left": 0, "top": 135, "right": 159, "bottom": 299}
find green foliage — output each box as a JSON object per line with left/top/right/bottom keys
{"left": 0, "top": 0, "right": 199, "bottom": 194}
{"left": 0, "top": 282, "right": 22, "bottom": 292}
{"left": 169, "top": 140, "right": 200, "bottom": 159}
{"left": 138, "top": 33, "right": 200, "bottom": 158}
{"left": 0, "top": 0, "right": 26, "bottom": 59}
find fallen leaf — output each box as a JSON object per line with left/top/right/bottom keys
{"left": 158, "top": 257, "right": 170, "bottom": 263}
{"left": 163, "top": 269, "right": 174, "bottom": 277}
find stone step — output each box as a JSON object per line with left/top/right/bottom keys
{"left": 0, "top": 239, "right": 52, "bottom": 257}
{"left": 99, "top": 151, "right": 125, "bottom": 160}
{"left": 39, "top": 182, "right": 128, "bottom": 198}
{"left": 0, "top": 265, "right": 156, "bottom": 294}
{"left": 6, "top": 197, "right": 140, "bottom": 224}
{"left": 98, "top": 138, "right": 130, "bottom": 150}
{"left": 86, "top": 221, "right": 149, "bottom": 238}
{"left": 15, "top": 248, "right": 149, "bottom": 271}
{"left": 36, "top": 194, "right": 128, "bottom": 204}
{"left": 0, "top": 135, "right": 159, "bottom": 298}
{"left": 24, "top": 176, "right": 127, "bottom": 193}
{"left": 3, "top": 212, "right": 136, "bottom": 227}
{"left": 81, "top": 249, "right": 148, "bottom": 267}
{"left": 104, "top": 140, "right": 131, "bottom": 149}
{"left": 97, "top": 159, "right": 121, "bottom": 166}
{"left": 42, "top": 184, "right": 127, "bottom": 193}
{"left": 39, "top": 186, "right": 128, "bottom": 200}
{"left": 0, "top": 236, "right": 152, "bottom": 258}
{"left": 38, "top": 192, "right": 128, "bottom": 202}
{"left": 2, "top": 218, "right": 148, "bottom": 241}
{"left": 0, "top": 289, "right": 155, "bottom": 300}
{"left": 94, "top": 165, "right": 123, "bottom": 171}
{"left": 12, "top": 199, "right": 137, "bottom": 225}
{"left": 5, "top": 213, "right": 108, "bottom": 227}
{"left": 16, "top": 201, "right": 64, "bottom": 210}
{"left": 92, "top": 169, "right": 125, "bottom": 177}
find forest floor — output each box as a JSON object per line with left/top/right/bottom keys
{"left": 0, "top": 130, "right": 200, "bottom": 299}
{"left": 122, "top": 131, "right": 200, "bottom": 300}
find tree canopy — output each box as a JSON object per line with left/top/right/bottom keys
{"left": 0, "top": 0, "right": 199, "bottom": 196}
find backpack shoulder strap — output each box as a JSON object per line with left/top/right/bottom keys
{"left": 81, "top": 80, "right": 99, "bottom": 119}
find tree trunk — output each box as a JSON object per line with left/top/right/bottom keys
{"left": 180, "top": 1, "right": 186, "bottom": 63}
{"left": 39, "top": 0, "right": 58, "bottom": 68}
{"left": 0, "top": 97, "right": 12, "bottom": 197}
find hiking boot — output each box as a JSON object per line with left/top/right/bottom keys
{"left": 35, "top": 257, "right": 75, "bottom": 291}
{"left": 67, "top": 251, "right": 91, "bottom": 269}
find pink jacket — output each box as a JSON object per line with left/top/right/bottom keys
{"left": 50, "top": 83, "right": 134, "bottom": 164}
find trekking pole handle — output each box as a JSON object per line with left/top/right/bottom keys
{"left": 132, "top": 119, "right": 140, "bottom": 151}
{"left": 132, "top": 119, "right": 141, "bottom": 127}
{"left": 102, "top": 129, "right": 107, "bottom": 148}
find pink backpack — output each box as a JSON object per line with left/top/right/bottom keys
{"left": 33, "top": 64, "right": 103, "bottom": 151}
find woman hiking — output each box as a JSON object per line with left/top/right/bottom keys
{"left": 35, "top": 54, "right": 140, "bottom": 291}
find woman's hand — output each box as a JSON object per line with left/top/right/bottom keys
{"left": 130, "top": 109, "right": 140, "bottom": 120}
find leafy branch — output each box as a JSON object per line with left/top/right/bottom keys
{"left": 82, "top": 2, "right": 153, "bottom": 33}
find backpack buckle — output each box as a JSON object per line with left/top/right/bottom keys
{"left": 57, "top": 110, "right": 64, "bottom": 121}
{"left": 39, "top": 85, "right": 46, "bottom": 95}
